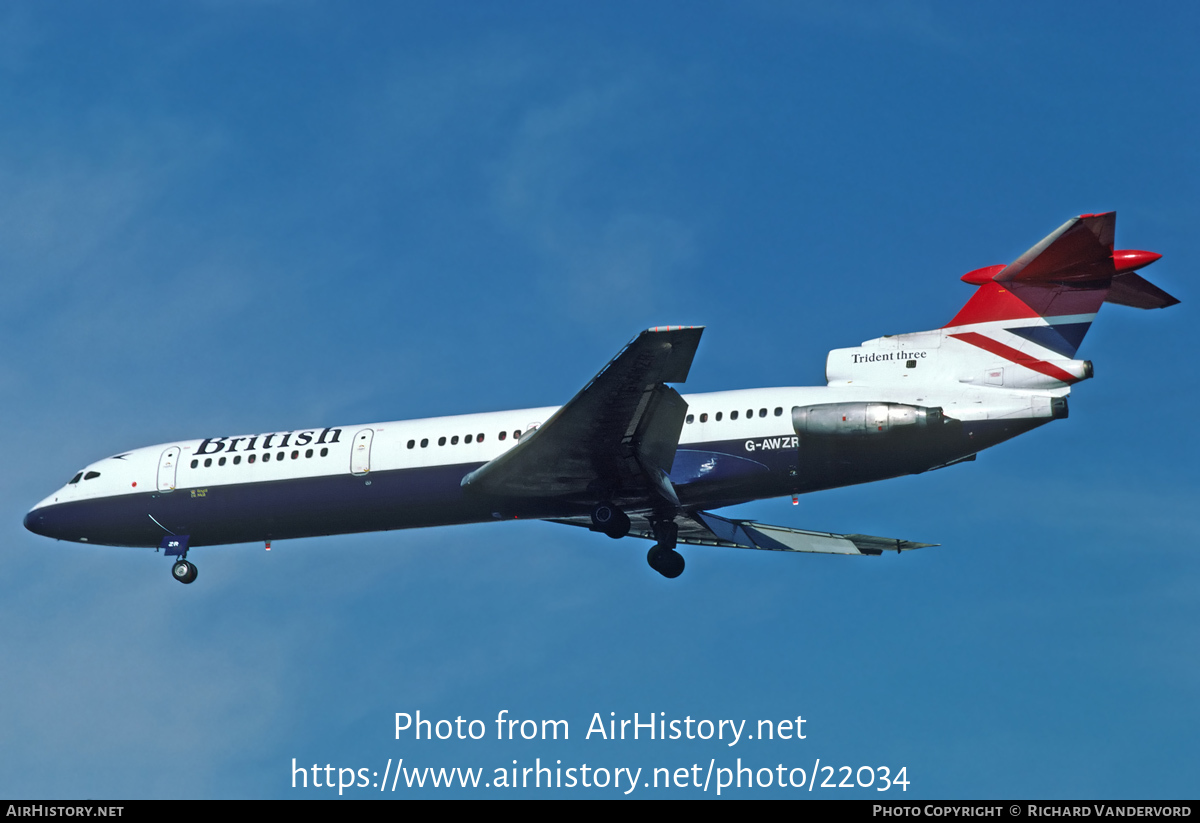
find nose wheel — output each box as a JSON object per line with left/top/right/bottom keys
{"left": 172, "top": 559, "right": 198, "bottom": 584}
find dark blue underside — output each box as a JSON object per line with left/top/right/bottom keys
{"left": 24, "top": 419, "right": 1042, "bottom": 549}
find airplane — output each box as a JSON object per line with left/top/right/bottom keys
{"left": 23, "top": 212, "right": 1177, "bottom": 583}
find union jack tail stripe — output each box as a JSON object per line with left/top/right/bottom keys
{"left": 948, "top": 332, "right": 1088, "bottom": 384}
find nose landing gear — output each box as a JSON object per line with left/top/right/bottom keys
{"left": 158, "top": 535, "right": 197, "bottom": 585}
{"left": 171, "top": 559, "right": 198, "bottom": 584}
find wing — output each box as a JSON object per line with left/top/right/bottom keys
{"left": 550, "top": 509, "right": 936, "bottom": 555}
{"left": 460, "top": 326, "right": 704, "bottom": 506}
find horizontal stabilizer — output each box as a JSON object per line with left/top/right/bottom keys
{"left": 993, "top": 212, "right": 1115, "bottom": 283}
{"left": 1105, "top": 272, "right": 1180, "bottom": 310}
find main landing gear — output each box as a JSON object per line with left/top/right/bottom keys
{"left": 172, "top": 559, "right": 198, "bottom": 584}
{"left": 647, "top": 544, "right": 685, "bottom": 578}
{"left": 590, "top": 503, "right": 631, "bottom": 539}
{"left": 646, "top": 519, "right": 685, "bottom": 579}
{"left": 589, "top": 503, "right": 685, "bottom": 578}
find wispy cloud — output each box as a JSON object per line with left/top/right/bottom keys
{"left": 751, "top": 0, "right": 968, "bottom": 53}
{"left": 488, "top": 73, "right": 697, "bottom": 317}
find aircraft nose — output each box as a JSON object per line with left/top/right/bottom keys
{"left": 24, "top": 508, "right": 48, "bottom": 537}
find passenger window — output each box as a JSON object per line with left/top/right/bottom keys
{"left": 499, "top": 431, "right": 507, "bottom": 440}
{"left": 715, "top": 412, "right": 723, "bottom": 421}
{"left": 407, "top": 440, "right": 415, "bottom": 449}
{"left": 204, "top": 459, "right": 212, "bottom": 468}
{"left": 438, "top": 437, "right": 446, "bottom": 446}
{"left": 699, "top": 413, "right": 708, "bottom": 423}
{"left": 685, "top": 414, "right": 694, "bottom": 424}
{"left": 477, "top": 433, "right": 485, "bottom": 442}
{"left": 218, "top": 457, "right": 226, "bottom": 466}
{"left": 234, "top": 456, "right": 242, "bottom": 465}
{"left": 249, "top": 454, "right": 257, "bottom": 464}
{"left": 320, "top": 448, "right": 328, "bottom": 457}
{"left": 774, "top": 407, "right": 783, "bottom": 416}
{"left": 514, "top": 430, "right": 521, "bottom": 439}
{"left": 291, "top": 450, "right": 299, "bottom": 459}
{"left": 69, "top": 472, "right": 83, "bottom": 484}
{"left": 277, "top": 451, "right": 285, "bottom": 461}
{"left": 731, "top": 410, "right": 738, "bottom": 420}
{"left": 465, "top": 434, "right": 473, "bottom": 444}
{"left": 188, "top": 461, "right": 197, "bottom": 470}
{"left": 746, "top": 409, "right": 753, "bottom": 418}
{"left": 263, "top": 453, "right": 271, "bottom": 462}
{"left": 759, "top": 408, "right": 767, "bottom": 418}
{"left": 305, "top": 449, "right": 313, "bottom": 458}
{"left": 419, "top": 439, "right": 428, "bottom": 449}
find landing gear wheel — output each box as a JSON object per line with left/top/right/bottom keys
{"left": 591, "top": 503, "right": 631, "bottom": 539}
{"left": 647, "top": 544, "right": 685, "bottom": 579}
{"left": 172, "top": 559, "right": 198, "bottom": 584}
{"left": 604, "top": 509, "right": 630, "bottom": 539}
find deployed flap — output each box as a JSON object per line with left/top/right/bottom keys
{"left": 685, "top": 511, "right": 935, "bottom": 555}
{"left": 548, "top": 509, "right": 935, "bottom": 555}
{"left": 461, "top": 326, "right": 703, "bottom": 500}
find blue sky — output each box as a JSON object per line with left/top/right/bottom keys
{"left": 2, "top": 2, "right": 1195, "bottom": 798}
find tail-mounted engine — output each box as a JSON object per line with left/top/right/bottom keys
{"left": 792, "top": 402, "right": 947, "bottom": 438}
{"left": 790, "top": 402, "right": 962, "bottom": 493}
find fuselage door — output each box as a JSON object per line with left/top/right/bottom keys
{"left": 157, "top": 447, "right": 181, "bottom": 492}
{"left": 351, "top": 428, "right": 374, "bottom": 475}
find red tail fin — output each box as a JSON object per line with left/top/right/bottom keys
{"left": 945, "top": 213, "right": 1174, "bottom": 334}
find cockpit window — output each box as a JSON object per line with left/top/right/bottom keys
{"left": 68, "top": 472, "right": 83, "bottom": 485}
{"left": 83, "top": 471, "right": 101, "bottom": 480}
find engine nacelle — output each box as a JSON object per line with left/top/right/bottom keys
{"left": 965, "top": 359, "right": 1092, "bottom": 390}
{"left": 792, "top": 402, "right": 946, "bottom": 438}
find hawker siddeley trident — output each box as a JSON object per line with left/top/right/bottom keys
{"left": 25, "top": 213, "right": 1178, "bottom": 583}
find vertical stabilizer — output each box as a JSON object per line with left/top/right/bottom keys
{"left": 826, "top": 213, "right": 1174, "bottom": 392}
{"left": 944, "top": 213, "right": 1119, "bottom": 358}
